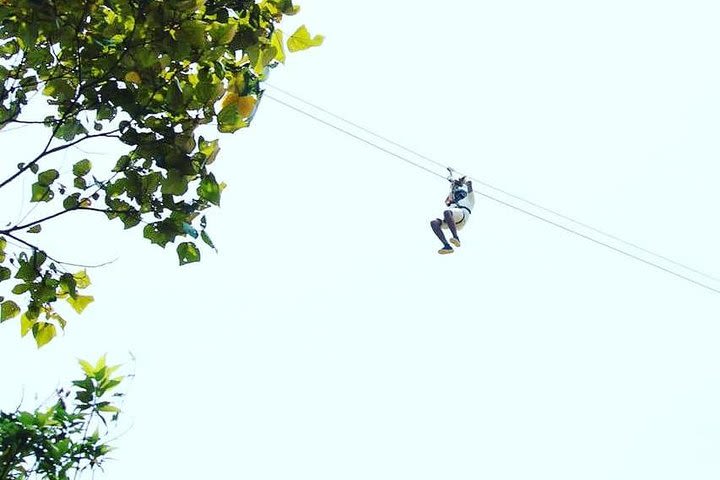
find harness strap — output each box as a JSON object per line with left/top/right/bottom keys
{"left": 451, "top": 204, "right": 472, "bottom": 214}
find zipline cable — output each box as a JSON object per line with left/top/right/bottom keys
{"left": 472, "top": 190, "right": 720, "bottom": 295}
{"left": 266, "top": 94, "right": 445, "bottom": 180}
{"left": 267, "top": 84, "right": 720, "bottom": 286}
{"left": 265, "top": 93, "right": 720, "bottom": 296}
{"left": 0, "top": 123, "right": 34, "bottom": 135}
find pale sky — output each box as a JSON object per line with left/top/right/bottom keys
{"left": 2, "top": 1, "right": 720, "bottom": 479}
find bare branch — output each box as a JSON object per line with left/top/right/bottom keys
{"left": 4, "top": 231, "right": 118, "bottom": 269}
{"left": 0, "top": 128, "right": 121, "bottom": 190}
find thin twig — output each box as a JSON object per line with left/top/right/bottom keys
{"left": 3, "top": 232, "right": 117, "bottom": 269}
{"left": 0, "top": 129, "right": 120, "bottom": 190}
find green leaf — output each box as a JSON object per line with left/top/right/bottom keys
{"left": 55, "top": 120, "right": 87, "bottom": 141}
{"left": 0, "top": 39, "right": 19, "bottom": 56}
{"left": 0, "top": 300, "right": 20, "bottom": 322}
{"left": 33, "top": 322, "right": 56, "bottom": 348}
{"left": 217, "top": 102, "right": 247, "bottom": 133}
{"left": 67, "top": 295, "right": 94, "bottom": 314}
{"left": 268, "top": 0, "right": 300, "bottom": 15}
{"left": 59, "top": 273, "right": 78, "bottom": 297}
{"left": 143, "top": 220, "right": 182, "bottom": 248}
{"left": 177, "top": 19, "right": 208, "bottom": 48}
{"left": 74, "top": 177, "right": 87, "bottom": 189}
{"left": 194, "top": 80, "right": 224, "bottom": 105}
{"left": 209, "top": 21, "right": 238, "bottom": 45}
{"left": 166, "top": 78, "right": 184, "bottom": 111}
{"left": 287, "top": 25, "right": 324, "bottom": 52}
{"left": 43, "top": 79, "right": 75, "bottom": 101}
{"left": 234, "top": 24, "right": 259, "bottom": 49}
{"left": 119, "top": 210, "right": 142, "bottom": 230}
{"left": 112, "top": 155, "right": 131, "bottom": 172}
{"left": 97, "top": 104, "right": 116, "bottom": 121}
{"left": 27, "top": 225, "right": 41, "bottom": 233}
{"left": 50, "top": 312, "right": 66, "bottom": 330}
{"left": 174, "top": 134, "right": 196, "bottom": 154}
{"left": 56, "top": 439, "right": 71, "bottom": 456}
{"left": 31, "top": 182, "right": 53, "bottom": 202}
{"left": 197, "top": 173, "right": 221, "bottom": 206}
{"left": 177, "top": 242, "right": 201, "bottom": 265}
{"left": 64, "top": 193, "right": 81, "bottom": 210}
{"left": 73, "top": 159, "right": 92, "bottom": 176}
{"left": 0, "top": 266, "right": 10, "bottom": 282}
{"left": 12, "top": 283, "right": 32, "bottom": 294}
{"left": 201, "top": 230, "right": 217, "bottom": 251}
{"left": 161, "top": 170, "right": 189, "bottom": 195}
{"left": 37, "top": 169, "right": 59, "bottom": 186}
{"left": 198, "top": 137, "right": 220, "bottom": 165}
{"left": 15, "top": 258, "right": 40, "bottom": 282}
{"left": 98, "top": 404, "right": 121, "bottom": 413}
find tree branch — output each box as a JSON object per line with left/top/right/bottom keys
{"left": 1, "top": 205, "right": 133, "bottom": 235}
{"left": 4, "top": 232, "right": 38, "bottom": 252}
{"left": 9, "top": 119, "right": 48, "bottom": 125}
{"left": 0, "top": 129, "right": 120, "bottom": 190}
{"left": 4, "top": 231, "right": 118, "bottom": 269}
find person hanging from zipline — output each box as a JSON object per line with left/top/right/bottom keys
{"left": 431, "top": 174, "right": 474, "bottom": 254}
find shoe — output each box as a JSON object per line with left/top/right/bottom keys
{"left": 438, "top": 246, "right": 454, "bottom": 255}
{"left": 449, "top": 237, "right": 461, "bottom": 248}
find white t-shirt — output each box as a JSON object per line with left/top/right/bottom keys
{"left": 449, "top": 185, "right": 475, "bottom": 212}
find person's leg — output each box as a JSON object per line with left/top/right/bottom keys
{"left": 430, "top": 218, "right": 453, "bottom": 253}
{"left": 444, "top": 210, "right": 460, "bottom": 245}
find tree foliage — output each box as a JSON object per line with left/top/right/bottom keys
{"left": 0, "top": 0, "right": 322, "bottom": 346}
{"left": 0, "top": 357, "right": 125, "bottom": 480}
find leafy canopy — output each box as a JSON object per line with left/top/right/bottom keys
{"left": 0, "top": 0, "right": 322, "bottom": 346}
{"left": 0, "top": 356, "right": 125, "bottom": 480}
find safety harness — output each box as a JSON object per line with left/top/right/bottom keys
{"left": 450, "top": 187, "right": 472, "bottom": 214}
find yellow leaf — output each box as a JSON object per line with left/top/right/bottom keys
{"left": 79, "top": 359, "right": 95, "bottom": 376}
{"left": 271, "top": 30, "right": 286, "bottom": 64}
{"left": 99, "top": 404, "right": 120, "bottom": 413}
{"left": 95, "top": 355, "right": 107, "bottom": 372}
{"left": 20, "top": 313, "right": 33, "bottom": 337}
{"left": 124, "top": 71, "right": 141, "bottom": 84}
{"left": 33, "top": 323, "right": 56, "bottom": 348}
{"left": 287, "top": 25, "right": 324, "bottom": 52}
{"left": 221, "top": 92, "right": 240, "bottom": 110}
{"left": 230, "top": 72, "right": 246, "bottom": 95}
{"left": 51, "top": 313, "right": 67, "bottom": 330}
{"left": 237, "top": 96, "right": 256, "bottom": 118}
{"left": 73, "top": 270, "right": 91, "bottom": 289}
{"left": 220, "top": 93, "right": 257, "bottom": 118}
{"left": 67, "top": 295, "right": 94, "bottom": 314}
{"left": 251, "top": 46, "right": 276, "bottom": 75}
